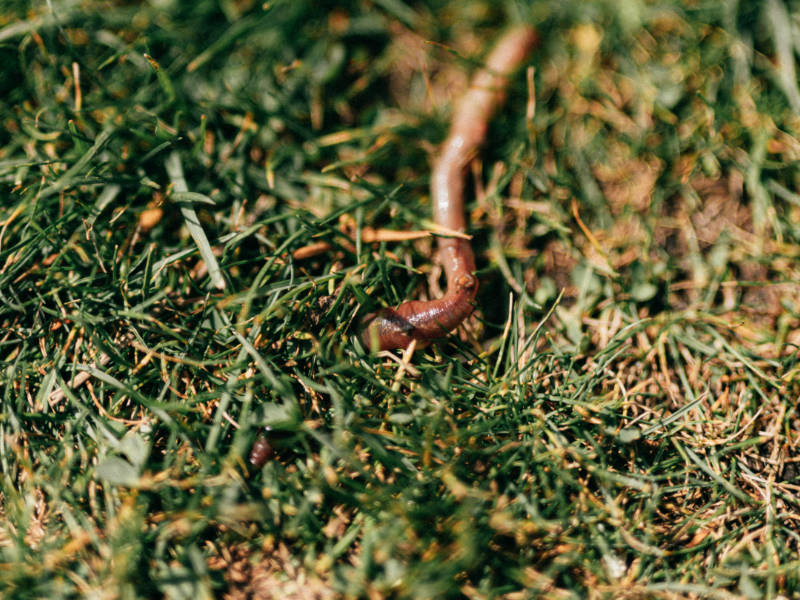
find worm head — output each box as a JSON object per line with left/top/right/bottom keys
{"left": 359, "top": 308, "right": 415, "bottom": 352}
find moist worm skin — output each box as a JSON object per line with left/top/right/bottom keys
{"left": 361, "top": 25, "right": 537, "bottom": 352}
{"left": 249, "top": 435, "right": 273, "bottom": 468}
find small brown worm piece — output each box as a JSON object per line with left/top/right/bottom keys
{"left": 361, "top": 25, "right": 538, "bottom": 351}
{"left": 249, "top": 434, "right": 274, "bottom": 468}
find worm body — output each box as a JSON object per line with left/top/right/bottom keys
{"left": 249, "top": 435, "right": 273, "bottom": 468}
{"left": 362, "top": 25, "right": 537, "bottom": 351}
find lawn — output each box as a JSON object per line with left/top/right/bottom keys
{"left": 2, "top": 1, "right": 800, "bottom": 598}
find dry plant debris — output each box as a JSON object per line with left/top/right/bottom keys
{"left": 1, "top": 1, "right": 800, "bottom": 599}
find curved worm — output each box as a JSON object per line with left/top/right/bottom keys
{"left": 361, "top": 25, "right": 537, "bottom": 351}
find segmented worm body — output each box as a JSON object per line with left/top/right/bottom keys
{"left": 361, "top": 25, "right": 537, "bottom": 351}
{"left": 248, "top": 435, "right": 273, "bottom": 468}
{"left": 249, "top": 27, "right": 536, "bottom": 472}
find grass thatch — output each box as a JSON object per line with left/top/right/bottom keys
{"left": 2, "top": 1, "right": 800, "bottom": 598}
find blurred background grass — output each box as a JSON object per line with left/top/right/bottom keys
{"left": 2, "top": 0, "right": 800, "bottom": 598}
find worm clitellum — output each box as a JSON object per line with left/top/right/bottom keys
{"left": 361, "top": 25, "right": 537, "bottom": 351}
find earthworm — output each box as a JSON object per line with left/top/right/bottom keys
{"left": 249, "top": 434, "right": 274, "bottom": 468}
{"left": 361, "top": 25, "right": 537, "bottom": 351}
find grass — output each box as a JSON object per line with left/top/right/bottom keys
{"left": 2, "top": 0, "right": 800, "bottom": 598}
